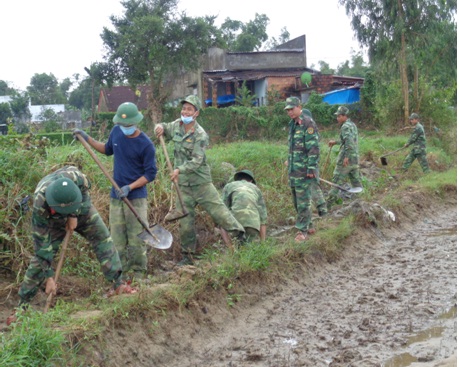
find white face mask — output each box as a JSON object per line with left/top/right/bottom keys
{"left": 181, "top": 111, "right": 197, "bottom": 125}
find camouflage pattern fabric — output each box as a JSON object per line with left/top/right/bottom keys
{"left": 109, "top": 198, "right": 148, "bottom": 278}
{"left": 178, "top": 182, "right": 245, "bottom": 254}
{"left": 287, "top": 111, "right": 321, "bottom": 231}
{"left": 287, "top": 111, "right": 320, "bottom": 186}
{"left": 291, "top": 183, "right": 313, "bottom": 232}
{"left": 402, "top": 122, "right": 430, "bottom": 172}
{"left": 221, "top": 180, "right": 268, "bottom": 234}
{"left": 161, "top": 119, "right": 212, "bottom": 186}
{"left": 18, "top": 166, "right": 122, "bottom": 305}
{"left": 328, "top": 119, "right": 362, "bottom": 204}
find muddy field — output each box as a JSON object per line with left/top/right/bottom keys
{"left": 1, "top": 197, "right": 456, "bottom": 367}
{"left": 80, "top": 198, "right": 456, "bottom": 367}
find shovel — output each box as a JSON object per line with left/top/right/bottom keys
{"left": 75, "top": 133, "right": 172, "bottom": 250}
{"left": 44, "top": 229, "right": 71, "bottom": 313}
{"left": 380, "top": 146, "right": 407, "bottom": 166}
{"left": 156, "top": 130, "right": 188, "bottom": 221}
{"left": 319, "top": 177, "right": 363, "bottom": 194}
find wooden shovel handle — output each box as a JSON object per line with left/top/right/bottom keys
{"left": 158, "top": 134, "right": 188, "bottom": 216}
{"left": 44, "top": 229, "right": 72, "bottom": 313}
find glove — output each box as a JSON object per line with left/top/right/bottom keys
{"left": 73, "top": 128, "right": 89, "bottom": 142}
{"left": 116, "top": 185, "right": 131, "bottom": 199}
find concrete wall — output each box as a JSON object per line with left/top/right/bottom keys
{"left": 226, "top": 50, "right": 306, "bottom": 70}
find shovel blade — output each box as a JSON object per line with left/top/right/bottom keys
{"left": 348, "top": 187, "right": 364, "bottom": 194}
{"left": 137, "top": 224, "right": 173, "bottom": 250}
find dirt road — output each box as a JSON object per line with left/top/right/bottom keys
{"left": 119, "top": 203, "right": 455, "bottom": 367}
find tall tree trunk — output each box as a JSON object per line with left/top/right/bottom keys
{"left": 413, "top": 66, "right": 419, "bottom": 112}
{"left": 397, "top": 0, "right": 410, "bottom": 125}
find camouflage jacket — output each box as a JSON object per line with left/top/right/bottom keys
{"left": 287, "top": 111, "right": 320, "bottom": 186}
{"left": 337, "top": 119, "right": 359, "bottom": 166}
{"left": 32, "top": 166, "right": 91, "bottom": 277}
{"left": 161, "top": 119, "right": 212, "bottom": 186}
{"left": 406, "top": 122, "right": 427, "bottom": 149}
{"left": 222, "top": 180, "right": 267, "bottom": 230}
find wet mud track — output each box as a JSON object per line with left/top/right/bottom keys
{"left": 162, "top": 205, "right": 456, "bottom": 367}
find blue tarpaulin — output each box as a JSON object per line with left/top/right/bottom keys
{"left": 205, "top": 94, "right": 236, "bottom": 107}
{"left": 321, "top": 88, "right": 360, "bottom": 105}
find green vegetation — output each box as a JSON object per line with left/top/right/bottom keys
{"left": 0, "top": 103, "right": 456, "bottom": 365}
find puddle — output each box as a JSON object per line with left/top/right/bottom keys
{"left": 383, "top": 305, "right": 457, "bottom": 367}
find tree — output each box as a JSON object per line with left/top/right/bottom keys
{"left": 0, "top": 103, "right": 13, "bottom": 125}
{"left": 101, "top": 0, "right": 218, "bottom": 127}
{"left": 263, "top": 27, "right": 290, "bottom": 50}
{"left": 339, "top": 0, "right": 456, "bottom": 123}
{"left": 0, "top": 81, "right": 15, "bottom": 96}
{"left": 9, "top": 91, "right": 31, "bottom": 124}
{"left": 27, "top": 73, "right": 66, "bottom": 105}
{"left": 335, "top": 51, "right": 370, "bottom": 77}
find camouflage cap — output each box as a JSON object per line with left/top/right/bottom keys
{"left": 409, "top": 113, "right": 420, "bottom": 120}
{"left": 284, "top": 97, "right": 301, "bottom": 110}
{"left": 234, "top": 169, "right": 256, "bottom": 185}
{"left": 334, "top": 106, "right": 349, "bottom": 116}
{"left": 181, "top": 95, "right": 202, "bottom": 111}
{"left": 113, "top": 102, "right": 143, "bottom": 126}
{"left": 45, "top": 177, "right": 82, "bottom": 215}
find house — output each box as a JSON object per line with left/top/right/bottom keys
{"left": 98, "top": 85, "right": 150, "bottom": 113}
{"left": 97, "top": 35, "right": 365, "bottom": 111}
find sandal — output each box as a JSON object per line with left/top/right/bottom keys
{"left": 294, "top": 232, "right": 308, "bottom": 242}
{"left": 307, "top": 228, "right": 316, "bottom": 235}
{"left": 6, "top": 312, "right": 17, "bottom": 326}
{"left": 106, "top": 283, "right": 138, "bottom": 298}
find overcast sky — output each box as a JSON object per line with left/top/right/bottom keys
{"left": 1, "top": 0, "right": 363, "bottom": 91}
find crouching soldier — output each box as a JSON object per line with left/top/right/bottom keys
{"left": 7, "top": 165, "right": 135, "bottom": 326}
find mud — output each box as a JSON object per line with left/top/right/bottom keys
{"left": 84, "top": 200, "right": 456, "bottom": 367}
{"left": 1, "top": 200, "right": 456, "bottom": 367}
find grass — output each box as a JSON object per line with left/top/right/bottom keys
{"left": 0, "top": 130, "right": 456, "bottom": 366}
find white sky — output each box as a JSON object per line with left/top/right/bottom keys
{"left": 0, "top": 0, "right": 363, "bottom": 91}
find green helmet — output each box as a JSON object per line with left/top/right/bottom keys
{"left": 45, "top": 178, "right": 83, "bottom": 215}
{"left": 113, "top": 102, "right": 143, "bottom": 126}
{"left": 181, "top": 95, "right": 202, "bottom": 111}
{"left": 234, "top": 169, "right": 256, "bottom": 185}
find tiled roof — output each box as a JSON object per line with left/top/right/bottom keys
{"left": 101, "top": 85, "right": 150, "bottom": 112}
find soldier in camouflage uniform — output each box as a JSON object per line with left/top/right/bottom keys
{"left": 9, "top": 166, "right": 132, "bottom": 321}
{"left": 402, "top": 113, "right": 430, "bottom": 173}
{"left": 284, "top": 96, "right": 322, "bottom": 242}
{"left": 155, "top": 95, "right": 245, "bottom": 266}
{"left": 326, "top": 106, "right": 362, "bottom": 210}
{"left": 221, "top": 170, "right": 268, "bottom": 242}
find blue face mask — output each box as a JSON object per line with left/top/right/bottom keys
{"left": 181, "top": 114, "right": 195, "bottom": 125}
{"left": 119, "top": 125, "right": 137, "bottom": 136}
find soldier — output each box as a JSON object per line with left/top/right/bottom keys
{"left": 402, "top": 113, "right": 430, "bottom": 173}
{"left": 74, "top": 102, "right": 157, "bottom": 281}
{"left": 221, "top": 170, "right": 268, "bottom": 242}
{"left": 7, "top": 166, "right": 134, "bottom": 326}
{"left": 326, "top": 106, "right": 362, "bottom": 210}
{"left": 154, "top": 95, "right": 245, "bottom": 266}
{"left": 284, "top": 96, "right": 322, "bottom": 242}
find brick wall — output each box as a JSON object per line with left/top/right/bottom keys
{"left": 267, "top": 76, "right": 297, "bottom": 99}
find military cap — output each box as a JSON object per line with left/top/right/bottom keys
{"left": 181, "top": 95, "right": 202, "bottom": 111}
{"left": 334, "top": 106, "right": 349, "bottom": 115}
{"left": 113, "top": 102, "right": 143, "bottom": 126}
{"left": 45, "top": 177, "right": 82, "bottom": 215}
{"left": 284, "top": 97, "right": 301, "bottom": 110}
{"left": 234, "top": 169, "right": 256, "bottom": 185}
{"left": 409, "top": 113, "right": 420, "bottom": 120}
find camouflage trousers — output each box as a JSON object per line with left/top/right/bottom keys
{"left": 110, "top": 198, "right": 148, "bottom": 278}
{"left": 19, "top": 206, "right": 122, "bottom": 305}
{"left": 327, "top": 163, "right": 362, "bottom": 205}
{"left": 291, "top": 181, "right": 313, "bottom": 233}
{"left": 402, "top": 148, "right": 430, "bottom": 173}
{"left": 308, "top": 179, "right": 327, "bottom": 229}
{"left": 178, "top": 183, "right": 245, "bottom": 254}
